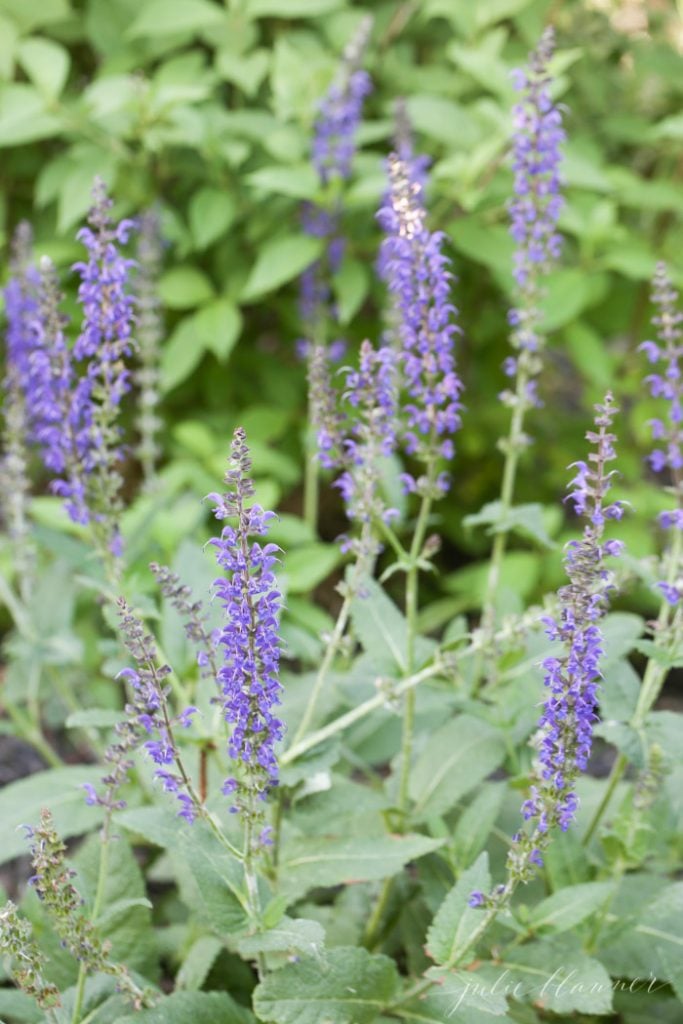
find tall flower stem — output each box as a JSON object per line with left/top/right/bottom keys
{"left": 292, "top": 520, "right": 374, "bottom": 746}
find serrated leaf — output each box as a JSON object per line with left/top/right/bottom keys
{"left": 253, "top": 946, "right": 399, "bottom": 1024}
{"left": 495, "top": 939, "right": 614, "bottom": 1015}
{"left": 242, "top": 234, "right": 323, "bottom": 300}
{"left": 409, "top": 715, "right": 506, "bottom": 821}
{"left": 279, "top": 833, "right": 443, "bottom": 901}
{"left": 0, "top": 767, "right": 103, "bottom": 865}
{"left": 118, "top": 991, "right": 253, "bottom": 1024}
{"left": 425, "top": 853, "right": 490, "bottom": 966}
{"left": 127, "top": 0, "right": 225, "bottom": 38}
{"left": 527, "top": 881, "right": 615, "bottom": 933}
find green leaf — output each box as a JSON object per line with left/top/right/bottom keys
{"left": 66, "top": 708, "right": 123, "bottom": 729}
{"left": 409, "top": 715, "right": 506, "bottom": 820}
{"left": 0, "top": 0, "right": 70, "bottom": 32}
{"left": 216, "top": 49, "right": 270, "bottom": 97}
{"left": 248, "top": 163, "right": 318, "bottom": 200}
{"left": 176, "top": 935, "right": 223, "bottom": 991}
{"left": 193, "top": 298, "right": 242, "bottom": 360}
{"left": 539, "top": 269, "right": 593, "bottom": 331}
{"left": 279, "top": 834, "right": 443, "bottom": 902}
{"left": 0, "top": 83, "right": 60, "bottom": 146}
{"left": 0, "top": 989, "right": 43, "bottom": 1023}
{"left": 119, "top": 991, "right": 253, "bottom": 1024}
{"left": 160, "top": 317, "right": 204, "bottom": 392}
{"left": 0, "top": 767, "right": 102, "bottom": 865}
{"left": 17, "top": 38, "right": 70, "bottom": 99}
{"left": 74, "top": 834, "right": 157, "bottom": 978}
{"left": 119, "top": 807, "right": 248, "bottom": 935}
{"left": 248, "top": 0, "right": 345, "bottom": 15}
{"left": 452, "top": 785, "right": 505, "bottom": 868}
{"left": 426, "top": 853, "right": 491, "bottom": 967}
{"left": 189, "top": 187, "right": 236, "bottom": 250}
{"left": 527, "top": 881, "right": 615, "bottom": 933}
{"left": 158, "top": 266, "right": 215, "bottom": 309}
{"left": 600, "top": 659, "right": 641, "bottom": 721}
{"left": 333, "top": 258, "right": 369, "bottom": 325}
{"left": 242, "top": 234, "right": 323, "bottom": 301}
{"left": 463, "top": 501, "right": 555, "bottom": 548}
{"left": 236, "top": 917, "right": 325, "bottom": 959}
{"left": 282, "top": 543, "right": 342, "bottom": 594}
{"left": 601, "top": 613, "right": 644, "bottom": 665}
{"left": 494, "top": 938, "right": 614, "bottom": 1015}
{"left": 253, "top": 946, "right": 399, "bottom": 1024}
{"left": 127, "top": 0, "right": 225, "bottom": 38}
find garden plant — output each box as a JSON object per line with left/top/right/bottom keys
{"left": 0, "top": 2, "right": 682, "bottom": 1023}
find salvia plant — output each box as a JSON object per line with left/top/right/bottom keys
{"left": 0, "top": 17, "right": 682, "bottom": 1024}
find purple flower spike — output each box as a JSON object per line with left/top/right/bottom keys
{"left": 210, "top": 428, "right": 284, "bottom": 822}
{"left": 509, "top": 27, "right": 564, "bottom": 294}
{"left": 377, "top": 153, "right": 463, "bottom": 495}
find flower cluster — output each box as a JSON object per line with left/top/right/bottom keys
{"left": 1, "top": 223, "right": 39, "bottom": 588}
{"left": 114, "top": 598, "right": 200, "bottom": 823}
{"left": 24, "top": 810, "right": 144, "bottom": 1005}
{"left": 70, "top": 178, "right": 135, "bottom": 557}
{"left": 209, "top": 428, "right": 284, "bottom": 826}
{"left": 640, "top": 263, "right": 683, "bottom": 601}
{"left": 301, "top": 18, "right": 372, "bottom": 460}
{"left": 334, "top": 339, "right": 398, "bottom": 552}
{"left": 150, "top": 561, "right": 220, "bottom": 682}
{"left": 0, "top": 901, "right": 59, "bottom": 1010}
{"left": 134, "top": 209, "right": 164, "bottom": 488}
{"left": 500, "top": 27, "right": 564, "bottom": 426}
{"left": 377, "top": 153, "right": 463, "bottom": 495}
{"left": 471, "top": 394, "right": 624, "bottom": 907}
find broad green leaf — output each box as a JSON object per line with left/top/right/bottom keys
{"left": 242, "top": 234, "right": 323, "bottom": 300}
{"left": 74, "top": 833, "right": 157, "bottom": 978}
{"left": 543, "top": 830, "right": 591, "bottom": 891}
{"left": 160, "top": 317, "right": 205, "bottom": 391}
{"left": 247, "top": 163, "right": 318, "bottom": 200}
{"left": 409, "top": 715, "right": 506, "bottom": 820}
{"left": 599, "top": 659, "right": 640, "bottom": 721}
{"left": 119, "top": 991, "right": 253, "bottom": 1024}
{"left": 216, "top": 48, "right": 270, "bottom": 96}
{"left": 493, "top": 939, "right": 614, "bottom": 1015}
{"left": 253, "top": 946, "right": 399, "bottom": 1024}
{"left": 127, "top": 0, "right": 225, "bottom": 38}
{"left": 282, "top": 543, "right": 342, "bottom": 594}
{"left": 193, "top": 298, "right": 242, "bottom": 360}
{"left": 452, "top": 785, "right": 505, "bottom": 868}
{"left": 473, "top": 0, "right": 529, "bottom": 29}
{"left": 598, "top": 880, "right": 683, "bottom": 987}
{"left": 248, "top": 0, "right": 345, "bottom": 15}
{"left": 0, "top": 989, "right": 44, "bottom": 1022}
{"left": 176, "top": 935, "right": 223, "bottom": 991}
{"left": 527, "top": 881, "right": 615, "bottom": 933}
{"left": 601, "top": 613, "right": 644, "bottom": 665}
{"left": 333, "top": 258, "right": 369, "bottom": 325}
{"left": 119, "top": 807, "right": 249, "bottom": 936}
{"left": 17, "top": 38, "right": 70, "bottom": 99}
{"left": 539, "top": 269, "right": 593, "bottom": 331}
{"left": 0, "top": 767, "right": 102, "bottom": 865}
{"left": 278, "top": 834, "right": 443, "bottom": 901}
{"left": 463, "top": 501, "right": 555, "bottom": 548}
{"left": 66, "top": 708, "right": 123, "bottom": 729}
{"left": 236, "top": 917, "right": 325, "bottom": 959}
{"left": 406, "top": 95, "right": 481, "bottom": 148}
{"left": 444, "top": 552, "right": 540, "bottom": 606}
{"left": 425, "top": 853, "right": 490, "bottom": 966}
{"left": 158, "top": 266, "right": 214, "bottom": 309}
{"left": 0, "top": 0, "right": 70, "bottom": 32}
{"left": 189, "top": 187, "right": 236, "bottom": 250}
{"left": 0, "top": 83, "right": 60, "bottom": 146}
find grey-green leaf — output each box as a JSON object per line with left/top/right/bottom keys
{"left": 253, "top": 946, "right": 399, "bottom": 1024}
{"left": 425, "top": 853, "right": 491, "bottom": 967}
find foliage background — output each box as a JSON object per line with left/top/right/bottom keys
{"left": 1, "top": 0, "right": 683, "bottom": 620}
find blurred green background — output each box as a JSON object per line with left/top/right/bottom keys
{"left": 1, "top": 0, "right": 683, "bottom": 625}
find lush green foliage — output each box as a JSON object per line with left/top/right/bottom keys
{"left": 1, "top": 2, "right": 683, "bottom": 1024}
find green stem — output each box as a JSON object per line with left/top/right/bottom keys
{"left": 397, "top": 492, "right": 432, "bottom": 818}
{"left": 70, "top": 811, "right": 113, "bottom": 1024}
{"left": 282, "top": 662, "right": 443, "bottom": 766}
{"left": 303, "top": 440, "right": 319, "bottom": 536}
